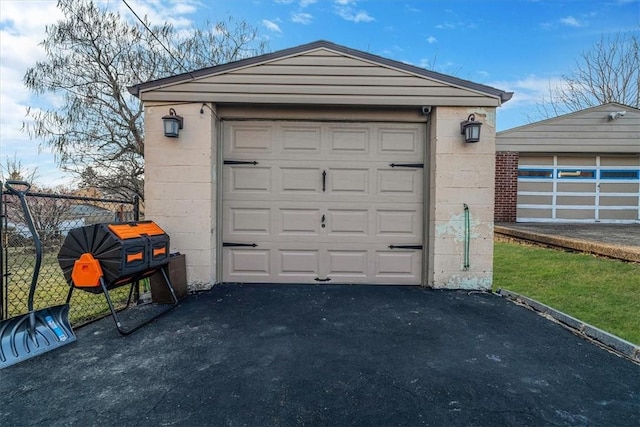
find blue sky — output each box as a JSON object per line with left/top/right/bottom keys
{"left": 1, "top": 0, "right": 639, "bottom": 186}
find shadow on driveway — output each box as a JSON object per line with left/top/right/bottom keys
{"left": 1, "top": 284, "right": 639, "bottom": 426}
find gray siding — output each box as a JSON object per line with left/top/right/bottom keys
{"left": 138, "top": 49, "right": 501, "bottom": 107}
{"left": 497, "top": 103, "right": 640, "bottom": 153}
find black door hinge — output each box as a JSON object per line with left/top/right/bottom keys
{"left": 223, "top": 242, "right": 258, "bottom": 247}
{"left": 388, "top": 245, "right": 423, "bottom": 250}
{"left": 389, "top": 163, "right": 424, "bottom": 168}
{"left": 224, "top": 160, "right": 259, "bottom": 165}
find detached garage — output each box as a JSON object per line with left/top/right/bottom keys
{"left": 495, "top": 103, "right": 640, "bottom": 223}
{"left": 129, "top": 40, "right": 511, "bottom": 290}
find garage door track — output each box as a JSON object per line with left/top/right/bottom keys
{"left": 1, "top": 284, "right": 638, "bottom": 426}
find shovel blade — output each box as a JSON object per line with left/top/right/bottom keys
{"left": 0, "top": 304, "right": 76, "bottom": 369}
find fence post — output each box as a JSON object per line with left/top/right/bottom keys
{"left": 0, "top": 182, "right": 4, "bottom": 320}
{"left": 133, "top": 195, "right": 140, "bottom": 221}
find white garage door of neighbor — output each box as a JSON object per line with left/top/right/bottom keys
{"left": 517, "top": 155, "right": 640, "bottom": 223}
{"left": 222, "top": 121, "right": 425, "bottom": 284}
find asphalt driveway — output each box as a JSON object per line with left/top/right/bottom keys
{"left": 1, "top": 284, "right": 639, "bottom": 426}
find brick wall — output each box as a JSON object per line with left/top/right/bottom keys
{"left": 494, "top": 151, "right": 519, "bottom": 223}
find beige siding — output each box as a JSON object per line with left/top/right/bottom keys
{"left": 497, "top": 103, "right": 640, "bottom": 153}
{"left": 139, "top": 48, "right": 501, "bottom": 107}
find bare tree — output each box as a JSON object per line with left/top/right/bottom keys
{"left": 23, "top": 0, "right": 267, "bottom": 200}
{"left": 1, "top": 155, "right": 39, "bottom": 184}
{"left": 536, "top": 31, "right": 639, "bottom": 119}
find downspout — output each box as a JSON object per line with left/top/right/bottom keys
{"left": 421, "top": 106, "right": 432, "bottom": 287}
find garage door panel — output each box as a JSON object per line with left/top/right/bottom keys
{"left": 599, "top": 195, "right": 639, "bottom": 206}
{"left": 375, "top": 250, "right": 421, "bottom": 279}
{"left": 327, "top": 250, "right": 368, "bottom": 277}
{"left": 279, "top": 250, "right": 320, "bottom": 276}
{"left": 557, "top": 182, "right": 596, "bottom": 192}
{"left": 226, "top": 166, "right": 272, "bottom": 193}
{"left": 226, "top": 249, "right": 271, "bottom": 280}
{"left": 379, "top": 127, "right": 422, "bottom": 155}
{"left": 325, "top": 209, "right": 368, "bottom": 236}
{"left": 226, "top": 125, "right": 273, "bottom": 155}
{"left": 518, "top": 208, "right": 553, "bottom": 219}
{"left": 556, "top": 209, "right": 595, "bottom": 220}
{"left": 227, "top": 207, "right": 271, "bottom": 235}
{"left": 377, "top": 168, "right": 421, "bottom": 195}
{"left": 518, "top": 195, "right": 553, "bottom": 205}
{"left": 599, "top": 210, "right": 639, "bottom": 220}
{"left": 600, "top": 183, "right": 639, "bottom": 193}
{"left": 376, "top": 209, "right": 420, "bottom": 237}
{"left": 518, "top": 181, "right": 553, "bottom": 192}
{"left": 223, "top": 120, "right": 424, "bottom": 284}
{"left": 329, "top": 127, "right": 370, "bottom": 154}
{"left": 281, "top": 126, "right": 322, "bottom": 153}
{"left": 556, "top": 156, "right": 596, "bottom": 166}
{"left": 556, "top": 196, "right": 595, "bottom": 205}
{"left": 328, "top": 168, "right": 369, "bottom": 194}
{"left": 600, "top": 156, "right": 640, "bottom": 167}
{"left": 280, "top": 167, "right": 322, "bottom": 193}
{"left": 280, "top": 208, "right": 321, "bottom": 235}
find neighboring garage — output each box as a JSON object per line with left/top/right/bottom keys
{"left": 129, "top": 40, "right": 512, "bottom": 290}
{"left": 495, "top": 103, "right": 640, "bottom": 223}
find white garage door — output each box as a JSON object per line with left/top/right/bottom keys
{"left": 517, "top": 155, "right": 640, "bottom": 222}
{"left": 222, "top": 121, "right": 425, "bottom": 284}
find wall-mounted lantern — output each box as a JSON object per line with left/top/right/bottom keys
{"left": 460, "top": 113, "right": 482, "bottom": 143}
{"left": 162, "top": 108, "right": 184, "bottom": 138}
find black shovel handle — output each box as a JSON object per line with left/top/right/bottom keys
{"left": 4, "top": 180, "right": 41, "bottom": 312}
{"left": 4, "top": 180, "right": 31, "bottom": 196}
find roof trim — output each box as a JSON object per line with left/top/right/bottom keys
{"left": 128, "top": 40, "right": 513, "bottom": 104}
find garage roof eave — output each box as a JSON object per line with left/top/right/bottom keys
{"left": 128, "top": 40, "right": 512, "bottom": 104}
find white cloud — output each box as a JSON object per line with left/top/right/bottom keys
{"left": 0, "top": 0, "right": 65, "bottom": 185}
{"left": 427, "top": 36, "right": 437, "bottom": 44}
{"left": 333, "top": 0, "right": 374, "bottom": 23}
{"left": 335, "top": 8, "right": 374, "bottom": 23}
{"left": 299, "top": 0, "right": 317, "bottom": 6}
{"left": 559, "top": 16, "right": 582, "bottom": 27}
{"left": 292, "top": 13, "right": 313, "bottom": 24}
{"left": 0, "top": 0, "right": 199, "bottom": 187}
{"left": 262, "top": 19, "right": 283, "bottom": 33}
{"left": 117, "top": 0, "right": 196, "bottom": 29}
{"left": 487, "top": 75, "right": 567, "bottom": 110}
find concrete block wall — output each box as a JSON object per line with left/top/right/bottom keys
{"left": 143, "top": 102, "right": 217, "bottom": 289}
{"left": 494, "top": 151, "right": 519, "bottom": 223}
{"left": 427, "top": 106, "right": 496, "bottom": 290}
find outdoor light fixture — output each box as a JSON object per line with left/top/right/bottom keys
{"left": 460, "top": 113, "right": 482, "bottom": 143}
{"left": 162, "top": 108, "right": 184, "bottom": 138}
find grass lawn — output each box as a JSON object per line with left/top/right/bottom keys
{"left": 4, "top": 247, "right": 136, "bottom": 326}
{"left": 493, "top": 239, "right": 640, "bottom": 345}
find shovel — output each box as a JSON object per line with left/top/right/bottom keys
{"left": 0, "top": 181, "right": 76, "bottom": 369}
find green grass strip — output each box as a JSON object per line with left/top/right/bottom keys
{"left": 494, "top": 240, "right": 640, "bottom": 345}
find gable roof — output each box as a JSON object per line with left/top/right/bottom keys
{"left": 496, "top": 102, "right": 640, "bottom": 153}
{"left": 128, "top": 40, "right": 512, "bottom": 107}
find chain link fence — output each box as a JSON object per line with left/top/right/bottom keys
{"left": 1, "top": 188, "right": 140, "bottom": 326}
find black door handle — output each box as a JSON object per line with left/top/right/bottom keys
{"left": 322, "top": 170, "right": 326, "bottom": 192}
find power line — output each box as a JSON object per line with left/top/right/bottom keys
{"left": 121, "top": 0, "right": 194, "bottom": 79}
